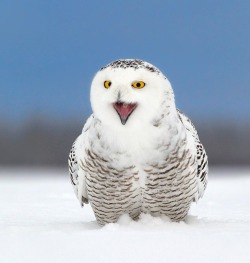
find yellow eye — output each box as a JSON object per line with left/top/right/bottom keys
{"left": 132, "top": 81, "right": 145, "bottom": 89}
{"left": 104, "top": 80, "right": 112, "bottom": 89}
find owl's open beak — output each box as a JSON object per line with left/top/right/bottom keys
{"left": 113, "top": 102, "right": 137, "bottom": 125}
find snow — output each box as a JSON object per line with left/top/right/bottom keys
{"left": 1, "top": 168, "right": 250, "bottom": 263}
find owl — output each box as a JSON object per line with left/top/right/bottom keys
{"left": 68, "top": 59, "right": 208, "bottom": 226}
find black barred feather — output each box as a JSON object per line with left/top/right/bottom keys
{"left": 177, "top": 109, "right": 208, "bottom": 198}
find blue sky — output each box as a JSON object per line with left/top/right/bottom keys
{"left": 1, "top": 1, "right": 249, "bottom": 123}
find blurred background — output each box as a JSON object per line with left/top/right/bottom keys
{"left": 1, "top": 0, "right": 249, "bottom": 168}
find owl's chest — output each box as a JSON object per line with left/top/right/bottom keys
{"left": 84, "top": 131, "right": 192, "bottom": 191}
{"left": 86, "top": 121, "right": 195, "bottom": 197}
{"left": 84, "top": 131, "right": 197, "bottom": 223}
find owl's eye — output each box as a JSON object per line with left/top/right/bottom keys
{"left": 104, "top": 81, "right": 112, "bottom": 89}
{"left": 132, "top": 81, "right": 145, "bottom": 89}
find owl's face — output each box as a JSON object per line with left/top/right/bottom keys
{"left": 90, "top": 59, "right": 175, "bottom": 128}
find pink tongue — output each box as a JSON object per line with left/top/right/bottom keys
{"left": 113, "top": 102, "right": 137, "bottom": 120}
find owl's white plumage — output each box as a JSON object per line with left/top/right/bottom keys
{"left": 69, "top": 59, "right": 208, "bottom": 225}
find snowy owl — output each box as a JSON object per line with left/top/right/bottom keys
{"left": 68, "top": 59, "right": 208, "bottom": 226}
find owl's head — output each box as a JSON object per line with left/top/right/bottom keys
{"left": 90, "top": 59, "right": 176, "bottom": 128}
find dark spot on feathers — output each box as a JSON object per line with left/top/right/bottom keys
{"left": 100, "top": 59, "right": 162, "bottom": 75}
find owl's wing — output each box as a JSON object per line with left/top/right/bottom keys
{"left": 68, "top": 114, "right": 94, "bottom": 206}
{"left": 177, "top": 110, "right": 208, "bottom": 199}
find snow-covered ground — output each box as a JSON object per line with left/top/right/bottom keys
{"left": 1, "top": 168, "right": 250, "bottom": 263}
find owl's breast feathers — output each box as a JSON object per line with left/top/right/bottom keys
{"left": 69, "top": 111, "right": 207, "bottom": 225}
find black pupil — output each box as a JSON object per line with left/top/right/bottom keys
{"left": 108, "top": 82, "right": 111, "bottom": 86}
{"left": 136, "top": 82, "right": 141, "bottom": 87}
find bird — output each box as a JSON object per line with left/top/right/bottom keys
{"left": 68, "top": 59, "right": 208, "bottom": 226}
